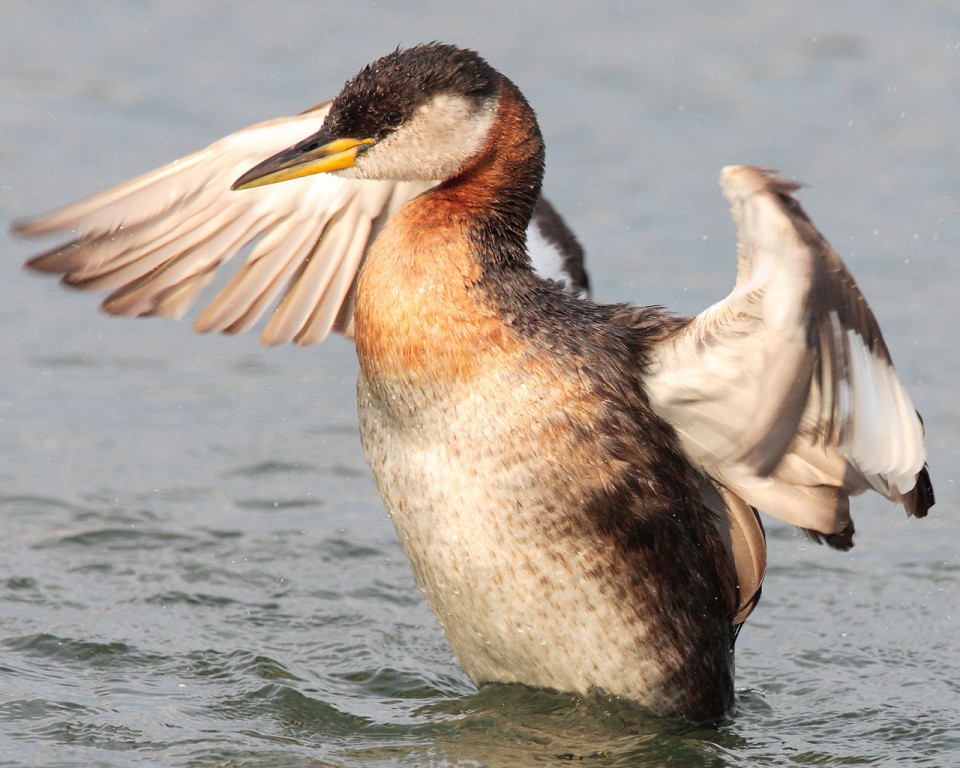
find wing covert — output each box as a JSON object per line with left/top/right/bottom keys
{"left": 15, "top": 104, "right": 586, "bottom": 345}
{"left": 646, "top": 165, "right": 930, "bottom": 543}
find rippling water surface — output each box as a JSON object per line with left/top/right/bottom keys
{"left": 2, "top": 3, "right": 958, "bottom": 766}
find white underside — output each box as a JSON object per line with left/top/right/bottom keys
{"left": 356, "top": 368, "right": 680, "bottom": 712}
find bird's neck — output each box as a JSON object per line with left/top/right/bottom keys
{"left": 353, "top": 79, "right": 546, "bottom": 389}
{"left": 439, "top": 77, "right": 546, "bottom": 273}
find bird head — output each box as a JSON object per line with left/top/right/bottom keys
{"left": 233, "top": 43, "right": 502, "bottom": 189}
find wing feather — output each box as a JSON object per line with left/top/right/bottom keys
{"left": 647, "top": 165, "right": 931, "bottom": 545}
{"left": 16, "top": 105, "right": 586, "bottom": 345}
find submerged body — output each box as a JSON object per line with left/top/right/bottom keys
{"left": 17, "top": 44, "right": 933, "bottom": 721}
{"left": 355, "top": 207, "right": 735, "bottom": 715}
{"left": 357, "top": 346, "right": 735, "bottom": 716}
{"left": 345, "top": 84, "right": 739, "bottom": 716}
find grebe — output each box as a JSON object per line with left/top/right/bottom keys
{"left": 16, "top": 43, "right": 933, "bottom": 721}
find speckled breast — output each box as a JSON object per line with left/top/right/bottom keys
{"left": 354, "top": 354, "right": 687, "bottom": 715}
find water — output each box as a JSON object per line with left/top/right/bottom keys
{"left": 2, "top": 2, "right": 958, "bottom": 765}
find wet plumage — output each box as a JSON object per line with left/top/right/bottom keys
{"left": 14, "top": 43, "right": 933, "bottom": 721}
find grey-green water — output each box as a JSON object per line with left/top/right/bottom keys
{"left": 2, "top": 2, "right": 958, "bottom": 766}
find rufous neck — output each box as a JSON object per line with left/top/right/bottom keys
{"left": 429, "top": 77, "right": 545, "bottom": 271}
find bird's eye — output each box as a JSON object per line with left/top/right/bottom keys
{"left": 383, "top": 111, "right": 403, "bottom": 129}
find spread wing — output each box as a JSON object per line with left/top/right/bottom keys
{"left": 646, "top": 165, "right": 933, "bottom": 548}
{"left": 15, "top": 104, "right": 587, "bottom": 346}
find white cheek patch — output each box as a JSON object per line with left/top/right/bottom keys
{"left": 344, "top": 94, "right": 497, "bottom": 182}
